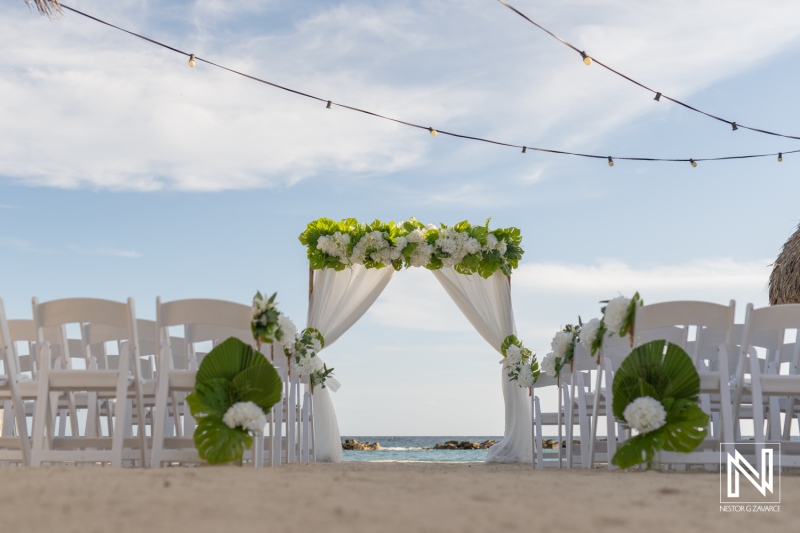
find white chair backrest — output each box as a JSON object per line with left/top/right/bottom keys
{"left": 741, "top": 304, "right": 800, "bottom": 374}
{"left": 156, "top": 298, "right": 254, "bottom": 371}
{"left": 634, "top": 300, "right": 736, "bottom": 366}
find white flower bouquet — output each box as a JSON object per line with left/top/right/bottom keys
{"left": 501, "top": 335, "right": 540, "bottom": 392}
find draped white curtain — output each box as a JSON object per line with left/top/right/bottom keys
{"left": 432, "top": 269, "right": 532, "bottom": 463}
{"left": 306, "top": 264, "right": 395, "bottom": 462}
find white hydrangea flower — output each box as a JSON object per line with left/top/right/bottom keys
{"left": 496, "top": 240, "right": 508, "bottom": 255}
{"left": 541, "top": 352, "right": 558, "bottom": 378}
{"left": 310, "top": 337, "right": 322, "bottom": 353}
{"left": 406, "top": 229, "right": 426, "bottom": 244}
{"left": 550, "top": 330, "right": 574, "bottom": 359}
{"left": 424, "top": 223, "right": 437, "bottom": 231}
{"left": 580, "top": 318, "right": 601, "bottom": 350}
{"left": 604, "top": 296, "right": 631, "bottom": 334}
{"left": 505, "top": 344, "right": 523, "bottom": 365}
{"left": 293, "top": 352, "right": 324, "bottom": 376}
{"left": 278, "top": 314, "right": 297, "bottom": 347}
{"left": 223, "top": 401, "right": 267, "bottom": 433}
{"left": 517, "top": 363, "right": 536, "bottom": 389}
{"left": 464, "top": 237, "right": 481, "bottom": 255}
{"left": 409, "top": 242, "right": 434, "bottom": 267}
{"left": 483, "top": 233, "right": 498, "bottom": 251}
{"left": 623, "top": 396, "right": 667, "bottom": 434}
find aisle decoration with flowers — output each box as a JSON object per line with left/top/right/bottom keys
{"left": 541, "top": 324, "right": 580, "bottom": 383}
{"left": 610, "top": 339, "right": 709, "bottom": 469}
{"left": 500, "top": 335, "right": 540, "bottom": 392}
{"left": 298, "top": 217, "right": 524, "bottom": 278}
{"left": 284, "top": 327, "right": 335, "bottom": 391}
{"left": 578, "top": 316, "right": 606, "bottom": 363}
{"left": 603, "top": 292, "right": 643, "bottom": 346}
{"left": 185, "top": 337, "right": 282, "bottom": 465}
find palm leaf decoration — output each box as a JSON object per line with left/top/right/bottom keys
{"left": 611, "top": 340, "right": 709, "bottom": 469}
{"left": 186, "top": 337, "right": 281, "bottom": 465}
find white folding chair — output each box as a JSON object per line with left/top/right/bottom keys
{"left": 29, "top": 297, "right": 147, "bottom": 467}
{"left": 0, "top": 300, "right": 34, "bottom": 465}
{"left": 736, "top": 303, "right": 800, "bottom": 469}
{"left": 632, "top": 300, "right": 737, "bottom": 468}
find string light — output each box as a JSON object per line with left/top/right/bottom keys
{"left": 496, "top": 0, "right": 800, "bottom": 141}
{"left": 56, "top": 4, "right": 800, "bottom": 169}
{"left": 731, "top": 122, "right": 738, "bottom": 131}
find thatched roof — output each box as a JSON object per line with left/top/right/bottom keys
{"left": 26, "top": 0, "right": 61, "bottom": 18}
{"left": 769, "top": 224, "right": 800, "bottom": 305}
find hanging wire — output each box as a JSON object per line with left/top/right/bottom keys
{"left": 56, "top": 3, "right": 798, "bottom": 165}
{"left": 496, "top": 0, "right": 800, "bottom": 141}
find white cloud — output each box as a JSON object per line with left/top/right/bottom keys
{"left": 71, "top": 247, "right": 142, "bottom": 258}
{"left": 4, "top": 1, "right": 800, "bottom": 191}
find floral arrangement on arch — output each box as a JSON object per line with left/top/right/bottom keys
{"left": 501, "top": 335, "right": 539, "bottom": 390}
{"left": 298, "top": 217, "right": 524, "bottom": 278}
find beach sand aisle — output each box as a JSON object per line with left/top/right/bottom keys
{"left": 0, "top": 462, "right": 797, "bottom": 532}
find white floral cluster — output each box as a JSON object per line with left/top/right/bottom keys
{"left": 604, "top": 296, "right": 631, "bottom": 335}
{"left": 502, "top": 339, "right": 538, "bottom": 389}
{"left": 541, "top": 352, "right": 558, "bottom": 378}
{"left": 579, "top": 318, "right": 602, "bottom": 351}
{"left": 315, "top": 231, "right": 351, "bottom": 263}
{"left": 252, "top": 292, "right": 283, "bottom": 345}
{"left": 285, "top": 329, "right": 332, "bottom": 388}
{"left": 406, "top": 227, "right": 436, "bottom": 267}
{"left": 623, "top": 396, "right": 667, "bottom": 434}
{"left": 551, "top": 330, "right": 574, "bottom": 359}
{"left": 277, "top": 314, "right": 297, "bottom": 350}
{"left": 435, "top": 227, "right": 482, "bottom": 267}
{"left": 482, "top": 233, "right": 508, "bottom": 255}
{"left": 222, "top": 401, "right": 267, "bottom": 433}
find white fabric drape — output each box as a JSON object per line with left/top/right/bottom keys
{"left": 432, "top": 269, "right": 532, "bottom": 463}
{"left": 307, "top": 265, "right": 395, "bottom": 462}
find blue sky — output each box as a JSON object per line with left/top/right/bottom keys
{"left": 2, "top": 0, "right": 799, "bottom": 435}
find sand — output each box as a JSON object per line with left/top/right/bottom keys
{"left": 0, "top": 462, "right": 797, "bottom": 533}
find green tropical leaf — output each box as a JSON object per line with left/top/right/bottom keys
{"left": 661, "top": 398, "right": 709, "bottom": 453}
{"left": 186, "top": 378, "right": 233, "bottom": 418}
{"left": 195, "top": 337, "right": 268, "bottom": 384}
{"left": 661, "top": 345, "right": 701, "bottom": 401}
{"left": 194, "top": 414, "right": 252, "bottom": 465}
{"left": 231, "top": 364, "right": 283, "bottom": 413}
{"left": 611, "top": 429, "right": 667, "bottom": 469}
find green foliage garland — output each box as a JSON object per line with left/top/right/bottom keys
{"left": 298, "top": 217, "right": 524, "bottom": 278}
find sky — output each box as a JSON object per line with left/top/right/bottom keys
{"left": 2, "top": 0, "right": 799, "bottom": 435}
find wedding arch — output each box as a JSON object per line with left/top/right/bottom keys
{"left": 299, "top": 217, "right": 533, "bottom": 463}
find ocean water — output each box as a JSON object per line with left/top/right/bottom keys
{"left": 341, "top": 436, "right": 505, "bottom": 462}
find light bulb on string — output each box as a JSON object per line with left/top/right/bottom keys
{"left": 188, "top": 54, "right": 196, "bottom": 67}
{"left": 731, "top": 122, "right": 738, "bottom": 131}
{"left": 778, "top": 153, "right": 783, "bottom": 162}
{"left": 580, "top": 51, "right": 592, "bottom": 66}
{"left": 607, "top": 156, "right": 614, "bottom": 167}
{"left": 429, "top": 127, "right": 437, "bottom": 137}
{"left": 690, "top": 159, "right": 697, "bottom": 168}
